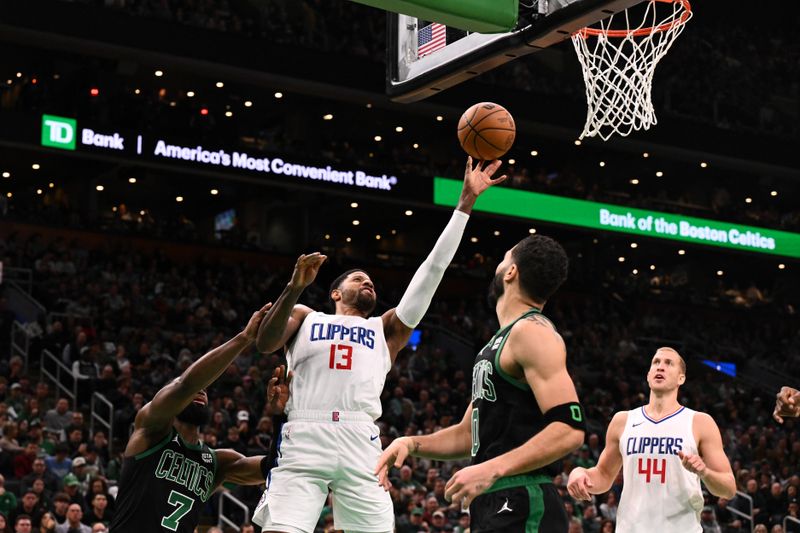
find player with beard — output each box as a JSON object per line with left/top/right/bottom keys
{"left": 377, "top": 235, "right": 586, "bottom": 532}
{"left": 252, "top": 158, "right": 507, "bottom": 533}
{"left": 110, "top": 304, "right": 292, "bottom": 533}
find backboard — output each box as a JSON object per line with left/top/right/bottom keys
{"left": 387, "top": 0, "right": 643, "bottom": 103}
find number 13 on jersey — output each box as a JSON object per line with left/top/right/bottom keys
{"left": 638, "top": 457, "right": 666, "bottom": 483}
{"left": 329, "top": 344, "right": 353, "bottom": 370}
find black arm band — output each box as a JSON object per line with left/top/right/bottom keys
{"left": 543, "top": 402, "right": 587, "bottom": 432}
{"left": 260, "top": 455, "right": 270, "bottom": 478}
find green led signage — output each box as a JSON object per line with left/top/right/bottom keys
{"left": 41, "top": 115, "right": 77, "bottom": 151}
{"left": 434, "top": 177, "right": 800, "bottom": 259}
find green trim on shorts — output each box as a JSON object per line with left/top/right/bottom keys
{"left": 485, "top": 473, "right": 551, "bottom": 494}
{"left": 525, "top": 484, "right": 545, "bottom": 532}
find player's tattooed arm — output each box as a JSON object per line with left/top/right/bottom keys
{"left": 133, "top": 303, "right": 272, "bottom": 441}
{"left": 256, "top": 253, "right": 323, "bottom": 353}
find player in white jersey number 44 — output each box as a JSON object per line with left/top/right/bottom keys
{"left": 567, "top": 347, "right": 736, "bottom": 533}
{"left": 252, "top": 157, "right": 507, "bottom": 533}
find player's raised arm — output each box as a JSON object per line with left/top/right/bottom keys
{"left": 382, "top": 157, "right": 507, "bottom": 356}
{"left": 679, "top": 413, "right": 736, "bottom": 499}
{"left": 255, "top": 253, "right": 325, "bottom": 354}
{"left": 134, "top": 303, "right": 272, "bottom": 439}
{"left": 773, "top": 386, "right": 800, "bottom": 423}
{"left": 567, "top": 412, "right": 627, "bottom": 500}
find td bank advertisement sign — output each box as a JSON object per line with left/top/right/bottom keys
{"left": 39, "top": 114, "right": 405, "bottom": 197}
{"left": 434, "top": 177, "right": 800, "bottom": 259}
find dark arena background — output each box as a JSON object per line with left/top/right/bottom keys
{"left": 0, "top": 1, "right": 799, "bottom": 532}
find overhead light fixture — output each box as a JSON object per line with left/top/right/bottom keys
{"left": 375, "top": 235, "right": 381, "bottom": 240}
{"left": 1, "top": 172, "right": 9, "bottom": 178}
{"left": 346, "top": 237, "right": 352, "bottom": 243}
{"left": 630, "top": 243, "right": 638, "bottom": 248}
{"left": 187, "top": 91, "right": 195, "bottom": 97}
{"left": 778, "top": 263, "right": 786, "bottom": 270}
{"left": 745, "top": 197, "right": 752, "bottom": 204}
{"left": 574, "top": 140, "right": 582, "bottom": 146}
{"left": 618, "top": 256, "right": 625, "bottom": 262}
{"left": 470, "top": 237, "right": 478, "bottom": 243}
{"left": 215, "top": 81, "right": 224, "bottom": 88}
{"left": 128, "top": 177, "right": 137, "bottom": 184}
{"left": 412, "top": 143, "right": 419, "bottom": 149}
{"left": 323, "top": 114, "right": 333, "bottom": 121}
{"left": 139, "top": 210, "right": 145, "bottom": 216}
{"left": 642, "top": 152, "right": 649, "bottom": 158}
{"left": 632, "top": 269, "right": 639, "bottom": 275}
{"left": 366, "top": 103, "right": 373, "bottom": 108}
{"left": 350, "top": 202, "right": 358, "bottom": 208}
{"left": 225, "top": 111, "right": 233, "bottom": 117}
{"left": 650, "top": 264, "right": 656, "bottom": 270}
{"left": 89, "top": 88, "right": 100, "bottom": 97}
{"left": 530, "top": 150, "right": 539, "bottom": 156}
{"left": 210, "top": 189, "right": 219, "bottom": 195}
{"left": 352, "top": 220, "right": 360, "bottom": 226}
{"left": 134, "top": 89, "right": 141, "bottom": 95}
{"left": 717, "top": 270, "right": 724, "bottom": 276}
{"left": 154, "top": 70, "right": 163, "bottom": 77}
{"left": 630, "top": 178, "right": 639, "bottom": 185}
{"left": 771, "top": 190, "right": 778, "bottom": 197}
{"left": 5, "top": 192, "right": 11, "bottom": 198}
{"left": 391, "top": 229, "right": 397, "bottom": 235}
{"left": 599, "top": 161, "right": 606, "bottom": 167}
{"left": 96, "top": 185, "right": 104, "bottom": 191}
{"left": 112, "top": 206, "right": 117, "bottom": 212}
{"left": 244, "top": 100, "right": 253, "bottom": 107}
{"left": 48, "top": 182, "right": 54, "bottom": 188}
{"left": 32, "top": 164, "right": 40, "bottom": 170}
{"left": 405, "top": 210, "right": 413, "bottom": 216}
{"left": 508, "top": 159, "right": 516, "bottom": 165}
{"left": 529, "top": 228, "right": 536, "bottom": 234}
{"left": 16, "top": 72, "right": 22, "bottom": 78}
{"left": 493, "top": 230, "right": 500, "bottom": 236}
{"left": 176, "top": 196, "right": 184, "bottom": 202}
{"left": 374, "top": 135, "right": 382, "bottom": 142}
{"left": 36, "top": 189, "right": 42, "bottom": 195}
{"left": 436, "top": 115, "right": 443, "bottom": 122}
{"left": 395, "top": 126, "right": 403, "bottom": 132}
{"left": 656, "top": 171, "right": 663, "bottom": 177}
{"left": 678, "top": 249, "right": 686, "bottom": 255}
{"left": 325, "top": 234, "right": 330, "bottom": 240}
{"left": 274, "top": 92, "right": 283, "bottom": 99}
{"left": 700, "top": 162, "right": 708, "bottom": 168}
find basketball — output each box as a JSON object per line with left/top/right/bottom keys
{"left": 457, "top": 102, "right": 516, "bottom": 161}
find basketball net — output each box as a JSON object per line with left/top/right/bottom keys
{"left": 572, "top": 0, "right": 692, "bottom": 141}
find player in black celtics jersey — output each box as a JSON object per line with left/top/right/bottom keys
{"left": 110, "top": 303, "right": 291, "bottom": 533}
{"left": 377, "top": 235, "right": 587, "bottom": 532}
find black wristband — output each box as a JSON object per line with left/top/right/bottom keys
{"left": 543, "top": 402, "right": 587, "bottom": 432}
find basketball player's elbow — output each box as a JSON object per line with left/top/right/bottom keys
{"left": 559, "top": 426, "right": 585, "bottom": 455}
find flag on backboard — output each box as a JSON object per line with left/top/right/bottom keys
{"left": 418, "top": 23, "right": 446, "bottom": 58}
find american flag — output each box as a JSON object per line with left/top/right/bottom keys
{"left": 418, "top": 23, "right": 446, "bottom": 58}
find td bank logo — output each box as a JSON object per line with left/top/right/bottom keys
{"left": 41, "top": 115, "right": 77, "bottom": 150}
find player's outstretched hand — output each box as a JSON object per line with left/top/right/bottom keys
{"left": 289, "top": 252, "right": 327, "bottom": 290}
{"left": 444, "top": 463, "right": 499, "bottom": 510}
{"left": 567, "top": 467, "right": 594, "bottom": 501}
{"left": 678, "top": 450, "right": 707, "bottom": 477}
{"left": 243, "top": 302, "right": 273, "bottom": 341}
{"left": 374, "top": 436, "right": 415, "bottom": 491}
{"left": 462, "top": 156, "right": 508, "bottom": 198}
{"left": 266, "top": 365, "right": 292, "bottom": 416}
{"left": 773, "top": 386, "right": 800, "bottom": 424}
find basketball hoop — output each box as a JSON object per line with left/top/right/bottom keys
{"left": 572, "top": 0, "right": 692, "bottom": 140}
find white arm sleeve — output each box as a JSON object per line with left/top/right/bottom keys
{"left": 395, "top": 210, "right": 469, "bottom": 328}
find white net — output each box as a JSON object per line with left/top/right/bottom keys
{"left": 571, "top": 0, "right": 692, "bottom": 140}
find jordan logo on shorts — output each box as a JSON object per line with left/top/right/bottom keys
{"left": 497, "top": 498, "right": 513, "bottom": 514}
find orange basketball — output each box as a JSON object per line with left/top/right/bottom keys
{"left": 457, "top": 102, "right": 516, "bottom": 160}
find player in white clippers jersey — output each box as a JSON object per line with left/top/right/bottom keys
{"left": 251, "top": 157, "right": 508, "bottom": 533}
{"left": 567, "top": 347, "right": 736, "bottom": 533}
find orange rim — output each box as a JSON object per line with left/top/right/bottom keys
{"left": 575, "top": 0, "right": 691, "bottom": 39}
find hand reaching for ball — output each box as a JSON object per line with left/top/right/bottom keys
{"left": 457, "top": 157, "right": 508, "bottom": 213}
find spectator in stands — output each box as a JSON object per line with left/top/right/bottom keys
{"left": 13, "top": 443, "right": 40, "bottom": 478}
{"left": 239, "top": 524, "right": 254, "bottom": 533}
{"left": 64, "top": 414, "right": 88, "bottom": 444}
{"left": 43, "top": 401, "right": 71, "bottom": 434}
{"left": 0, "top": 512, "right": 6, "bottom": 533}
{"left": 766, "top": 482, "right": 788, "bottom": 526}
{"left": 38, "top": 512, "right": 56, "bottom": 533}
{"left": 9, "top": 492, "right": 43, "bottom": 529}
{"left": 50, "top": 495, "right": 69, "bottom": 526}
{"left": 83, "top": 479, "right": 114, "bottom": 514}
{"left": 0, "top": 422, "right": 23, "bottom": 454}
{"left": 54, "top": 504, "right": 89, "bottom": 533}
{"left": 80, "top": 494, "right": 111, "bottom": 527}
{"left": 44, "top": 444, "right": 70, "bottom": 481}
{"left": 599, "top": 491, "right": 618, "bottom": 522}
{"left": 29, "top": 481, "right": 50, "bottom": 515}
{"left": 13, "top": 515, "right": 31, "bottom": 533}
{"left": 60, "top": 475, "right": 83, "bottom": 507}
{"left": 0, "top": 476, "right": 17, "bottom": 519}
{"left": 89, "top": 524, "right": 105, "bottom": 533}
